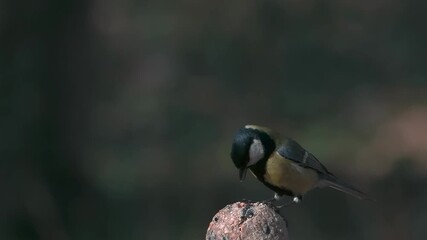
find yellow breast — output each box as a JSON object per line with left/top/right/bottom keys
{"left": 264, "top": 152, "right": 319, "bottom": 195}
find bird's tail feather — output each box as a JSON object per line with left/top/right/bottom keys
{"left": 320, "top": 175, "right": 374, "bottom": 201}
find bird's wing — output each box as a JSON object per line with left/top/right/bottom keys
{"left": 276, "top": 138, "right": 333, "bottom": 175}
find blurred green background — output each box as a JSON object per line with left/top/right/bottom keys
{"left": 2, "top": 0, "right": 427, "bottom": 239}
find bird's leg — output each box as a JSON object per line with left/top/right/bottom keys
{"left": 262, "top": 193, "right": 282, "bottom": 204}
{"left": 276, "top": 196, "right": 302, "bottom": 208}
{"left": 293, "top": 196, "right": 302, "bottom": 203}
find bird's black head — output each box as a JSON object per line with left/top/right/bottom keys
{"left": 230, "top": 125, "right": 276, "bottom": 180}
{"left": 230, "top": 128, "right": 253, "bottom": 169}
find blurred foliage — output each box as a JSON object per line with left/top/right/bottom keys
{"left": 1, "top": 0, "right": 427, "bottom": 239}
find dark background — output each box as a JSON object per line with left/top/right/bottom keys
{"left": 1, "top": 0, "right": 427, "bottom": 239}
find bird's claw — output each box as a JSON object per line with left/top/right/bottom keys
{"left": 261, "top": 197, "right": 276, "bottom": 204}
{"left": 276, "top": 196, "right": 302, "bottom": 208}
{"left": 242, "top": 196, "right": 302, "bottom": 209}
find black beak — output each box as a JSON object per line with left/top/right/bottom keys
{"left": 239, "top": 168, "right": 248, "bottom": 182}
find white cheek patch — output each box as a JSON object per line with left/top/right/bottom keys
{"left": 248, "top": 139, "right": 265, "bottom": 166}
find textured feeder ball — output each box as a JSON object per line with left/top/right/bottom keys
{"left": 206, "top": 202, "right": 289, "bottom": 240}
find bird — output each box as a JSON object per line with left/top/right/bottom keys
{"left": 230, "top": 125, "right": 372, "bottom": 206}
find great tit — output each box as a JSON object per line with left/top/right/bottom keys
{"left": 230, "top": 125, "right": 371, "bottom": 205}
